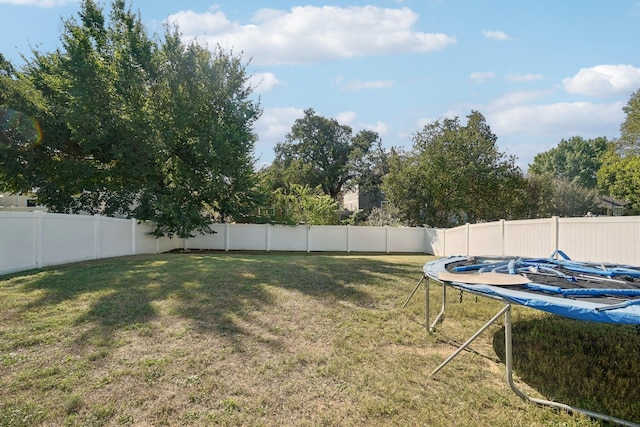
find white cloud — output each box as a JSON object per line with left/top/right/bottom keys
{"left": 470, "top": 71, "right": 495, "bottom": 83}
{"left": 253, "top": 107, "right": 305, "bottom": 166}
{"left": 365, "top": 120, "right": 389, "bottom": 136}
{"left": 336, "top": 111, "right": 358, "bottom": 125}
{"left": 413, "top": 100, "right": 624, "bottom": 167}
{"left": 255, "top": 107, "right": 304, "bottom": 140}
{"left": 247, "top": 72, "right": 281, "bottom": 93}
{"left": 0, "top": 0, "right": 77, "bottom": 6}
{"left": 506, "top": 73, "right": 544, "bottom": 82}
{"left": 482, "top": 30, "right": 512, "bottom": 41}
{"left": 339, "top": 79, "right": 394, "bottom": 91}
{"left": 487, "top": 101, "right": 625, "bottom": 138}
{"left": 562, "top": 64, "right": 640, "bottom": 97}
{"left": 168, "top": 6, "right": 456, "bottom": 65}
{"left": 335, "top": 112, "right": 389, "bottom": 136}
{"left": 489, "top": 90, "right": 551, "bottom": 107}
{"left": 166, "top": 8, "right": 233, "bottom": 34}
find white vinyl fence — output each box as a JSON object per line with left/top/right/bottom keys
{"left": 0, "top": 212, "right": 433, "bottom": 276}
{"left": 2, "top": 211, "right": 640, "bottom": 276}
{"left": 439, "top": 216, "right": 640, "bottom": 265}
{"left": 185, "top": 223, "right": 433, "bottom": 253}
{"left": 0, "top": 212, "right": 181, "bottom": 276}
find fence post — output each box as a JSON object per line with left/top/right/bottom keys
{"left": 465, "top": 223, "right": 470, "bottom": 256}
{"left": 131, "top": 218, "right": 136, "bottom": 255}
{"left": 225, "top": 223, "right": 230, "bottom": 251}
{"left": 346, "top": 225, "right": 351, "bottom": 253}
{"left": 500, "top": 219, "right": 506, "bottom": 256}
{"left": 94, "top": 214, "right": 101, "bottom": 260}
{"left": 36, "top": 211, "right": 44, "bottom": 268}
{"left": 306, "top": 225, "right": 311, "bottom": 253}
{"left": 552, "top": 216, "right": 559, "bottom": 256}
{"left": 386, "top": 226, "right": 390, "bottom": 254}
{"left": 440, "top": 228, "right": 446, "bottom": 256}
{"left": 266, "top": 224, "right": 271, "bottom": 252}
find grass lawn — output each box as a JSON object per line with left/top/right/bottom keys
{"left": 1, "top": 252, "right": 638, "bottom": 426}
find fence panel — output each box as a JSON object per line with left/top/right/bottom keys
{"left": 0, "top": 212, "right": 37, "bottom": 275}
{"left": 40, "top": 213, "right": 96, "bottom": 267}
{"left": 309, "top": 226, "right": 348, "bottom": 252}
{"left": 350, "top": 226, "right": 387, "bottom": 252}
{"left": 185, "top": 224, "right": 227, "bottom": 250}
{"left": 468, "top": 222, "right": 503, "bottom": 256}
{"left": 98, "top": 216, "right": 134, "bottom": 258}
{"left": 425, "top": 228, "right": 445, "bottom": 256}
{"left": 558, "top": 216, "right": 640, "bottom": 264}
{"left": 228, "top": 224, "right": 269, "bottom": 251}
{"left": 270, "top": 225, "right": 308, "bottom": 251}
{"left": 503, "top": 218, "right": 556, "bottom": 258}
{"left": 443, "top": 225, "right": 468, "bottom": 256}
{"left": 388, "top": 227, "right": 426, "bottom": 253}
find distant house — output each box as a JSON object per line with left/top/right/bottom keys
{"left": 341, "top": 186, "right": 384, "bottom": 212}
{"left": 597, "top": 195, "right": 627, "bottom": 216}
{"left": 0, "top": 192, "right": 45, "bottom": 211}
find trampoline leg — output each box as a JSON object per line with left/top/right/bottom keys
{"left": 402, "top": 275, "right": 425, "bottom": 309}
{"left": 429, "top": 281, "right": 447, "bottom": 333}
{"left": 504, "top": 306, "right": 640, "bottom": 427}
{"left": 425, "top": 277, "right": 429, "bottom": 330}
{"left": 430, "top": 303, "right": 510, "bottom": 378}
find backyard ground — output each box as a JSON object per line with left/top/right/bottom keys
{"left": 1, "top": 252, "right": 638, "bottom": 426}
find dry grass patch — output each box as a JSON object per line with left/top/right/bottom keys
{"left": 1, "top": 252, "right": 637, "bottom": 426}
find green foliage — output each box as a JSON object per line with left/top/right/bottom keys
{"left": 0, "top": 54, "right": 49, "bottom": 191}
{"left": 597, "top": 150, "right": 640, "bottom": 214}
{"left": 263, "top": 109, "right": 383, "bottom": 201}
{"left": 382, "top": 111, "right": 527, "bottom": 227}
{"left": 551, "top": 177, "right": 600, "bottom": 217}
{"left": 524, "top": 173, "right": 600, "bottom": 218}
{"left": 365, "top": 205, "right": 405, "bottom": 226}
{"left": 619, "top": 88, "right": 640, "bottom": 155}
{"left": 271, "top": 184, "right": 339, "bottom": 225}
{"left": 0, "top": 0, "right": 261, "bottom": 238}
{"left": 596, "top": 90, "right": 640, "bottom": 214}
{"left": 528, "top": 136, "right": 611, "bottom": 188}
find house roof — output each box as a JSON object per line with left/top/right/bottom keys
{"left": 599, "top": 195, "right": 627, "bottom": 209}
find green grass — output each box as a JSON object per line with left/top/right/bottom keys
{"left": 0, "top": 252, "right": 638, "bottom": 426}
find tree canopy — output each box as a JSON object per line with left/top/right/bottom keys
{"left": 619, "top": 88, "right": 640, "bottom": 155}
{"left": 528, "top": 136, "right": 611, "bottom": 189}
{"left": 382, "top": 111, "right": 527, "bottom": 227}
{"left": 262, "top": 108, "right": 382, "bottom": 201}
{"left": 0, "top": 0, "right": 262, "bottom": 238}
{"left": 596, "top": 89, "right": 640, "bottom": 214}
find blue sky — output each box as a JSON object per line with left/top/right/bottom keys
{"left": 2, "top": 0, "right": 640, "bottom": 171}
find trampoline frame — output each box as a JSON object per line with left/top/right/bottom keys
{"left": 403, "top": 273, "right": 640, "bottom": 427}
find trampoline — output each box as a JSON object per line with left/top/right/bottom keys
{"left": 405, "top": 251, "right": 640, "bottom": 427}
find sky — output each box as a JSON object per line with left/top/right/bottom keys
{"left": 1, "top": 0, "right": 640, "bottom": 171}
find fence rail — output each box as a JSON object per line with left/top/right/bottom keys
{"left": 2, "top": 211, "right": 640, "bottom": 276}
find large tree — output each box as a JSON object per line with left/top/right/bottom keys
{"left": 618, "top": 88, "right": 640, "bottom": 155}
{"left": 382, "top": 111, "right": 527, "bottom": 227}
{"left": 597, "top": 89, "right": 640, "bottom": 214}
{"left": 0, "top": 0, "right": 261, "bottom": 237}
{"left": 528, "top": 136, "right": 611, "bottom": 189}
{"left": 0, "top": 53, "right": 49, "bottom": 192}
{"left": 263, "top": 108, "right": 381, "bottom": 200}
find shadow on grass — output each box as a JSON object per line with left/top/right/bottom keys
{"left": 492, "top": 315, "right": 640, "bottom": 423}
{"left": 14, "top": 252, "right": 420, "bottom": 349}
